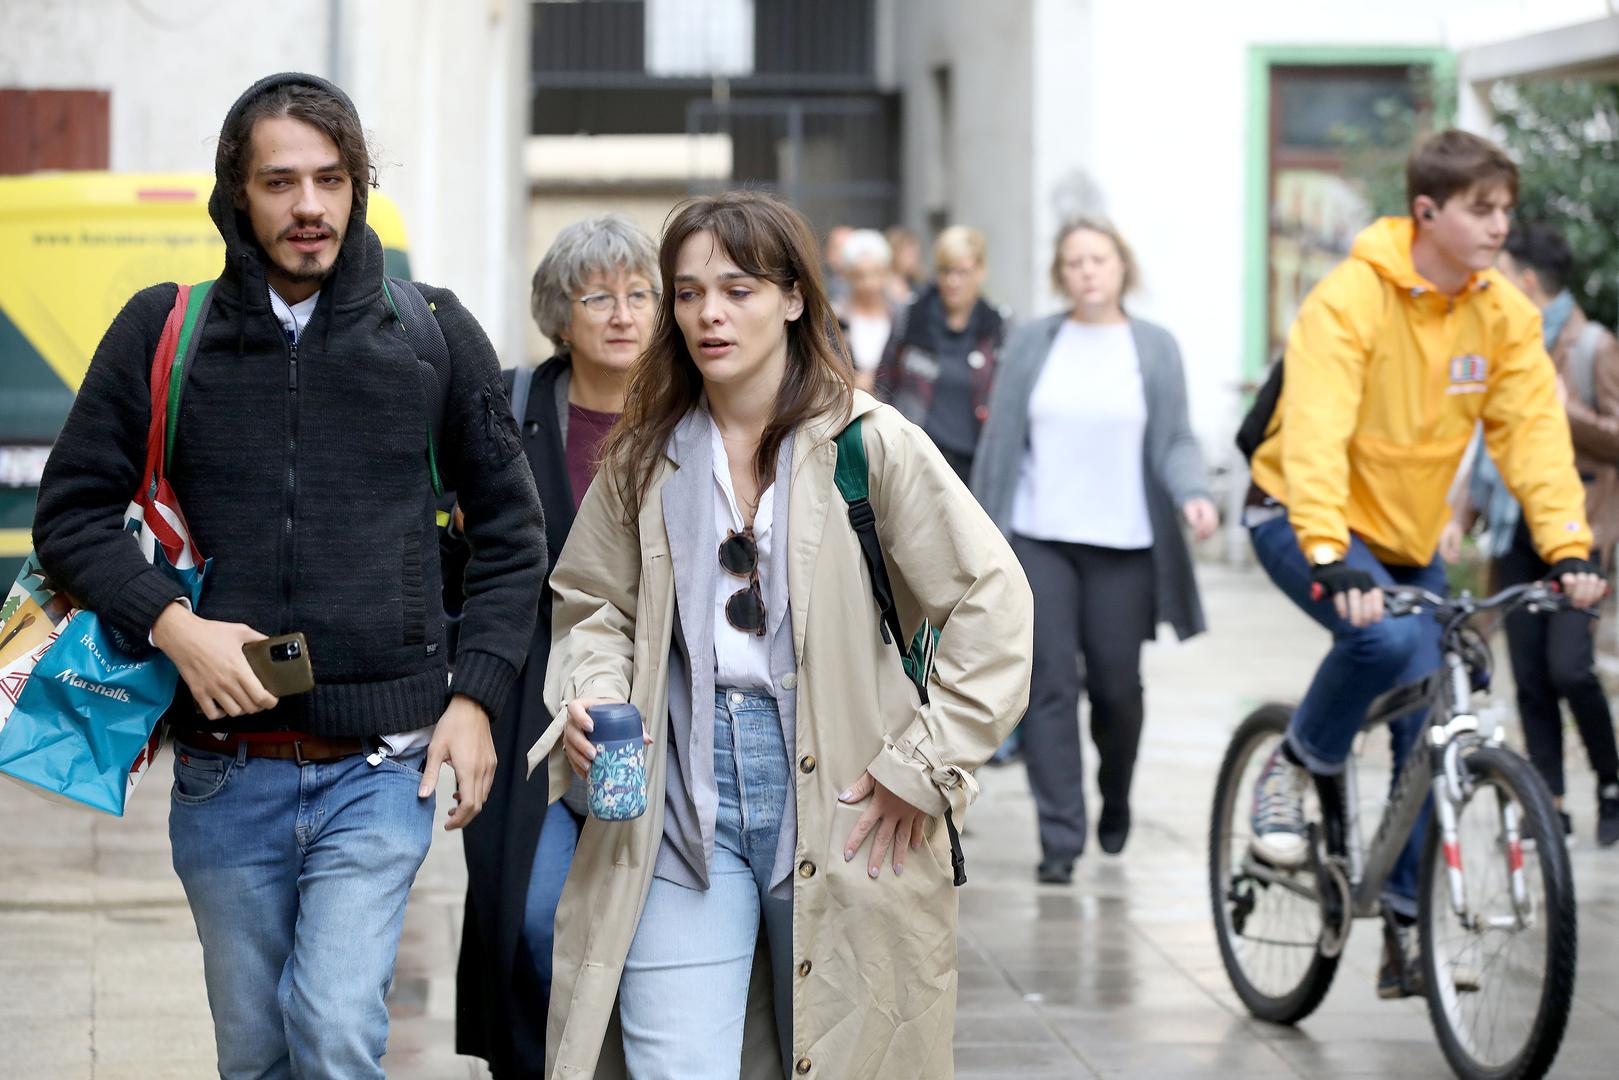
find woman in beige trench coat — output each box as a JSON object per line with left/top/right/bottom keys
{"left": 528, "top": 191, "right": 1033, "bottom": 1079}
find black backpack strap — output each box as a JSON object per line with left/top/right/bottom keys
{"left": 1234, "top": 358, "right": 1284, "bottom": 462}
{"left": 833, "top": 416, "right": 967, "bottom": 887}
{"left": 382, "top": 276, "right": 452, "bottom": 497}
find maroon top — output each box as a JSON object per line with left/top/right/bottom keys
{"left": 565, "top": 403, "right": 620, "bottom": 511}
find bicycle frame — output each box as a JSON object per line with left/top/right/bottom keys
{"left": 1335, "top": 589, "right": 1549, "bottom": 926}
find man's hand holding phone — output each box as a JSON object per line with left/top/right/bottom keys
{"left": 151, "top": 600, "right": 279, "bottom": 721}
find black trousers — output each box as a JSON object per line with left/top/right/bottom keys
{"left": 1013, "top": 533, "right": 1157, "bottom": 860}
{"left": 1497, "top": 520, "right": 1619, "bottom": 797}
{"left": 935, "top": 444, "right": 974, "bottom": 486}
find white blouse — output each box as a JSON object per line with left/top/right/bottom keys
{"left": 709, "top": 415, "right": 776, "bottom": 691}
{"left": 1010, "top": 319, "right": 1154, "bottom": 549}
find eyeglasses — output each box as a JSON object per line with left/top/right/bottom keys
{"left": 575, "top": 289, "right": 659, "bottom": 317}
{"left": 719, "top": 528, "right": 766, "bottom": 637}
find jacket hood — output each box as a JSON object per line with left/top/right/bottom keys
{"left": 208, "top": 72, "right": 379, "bottom": 303}
{"left": 1351, "top": 216, "right": 1490, "bottom": 299}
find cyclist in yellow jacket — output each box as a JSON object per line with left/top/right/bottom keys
{"left": 1242, "top": 130, "right": 1605, "bottom": 998}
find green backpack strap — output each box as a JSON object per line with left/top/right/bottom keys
{"left": 833, "top": 415, "right": 965, "bottom": 887}
{"left": 164, "top": 280, "right": 216, "bottom": 468}
{"left": 834, "top": 418, "right": 907, "bottom": 651}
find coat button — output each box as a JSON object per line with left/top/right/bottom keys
{"left": 781, "top": 673, "right": 798, "bottom": 691}
{"left": 798, "top": 960, "right": 812, "bottom": 977}
{"left": 799, "top": 754, "right": 816, "bottom": 774}
{"left": 795, "top": 1059, "right": 812, "bottom": 1074}
{"left": 798, "top": 860, "right": 816, "bottom": 879}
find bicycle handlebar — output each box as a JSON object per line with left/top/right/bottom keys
{"left": 1384, "top": 581, "right": 1596, "bottom": 622}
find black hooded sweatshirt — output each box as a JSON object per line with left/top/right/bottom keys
{"left": 32, "top": 73, "right": 546, "bottom": 737}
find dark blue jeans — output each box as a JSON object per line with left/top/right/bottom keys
{"left": 1249, "top": 516, "right": 1444, "bottom": 916}
{"left": 523, "top": 797, "right": 583, "bottom": 1001}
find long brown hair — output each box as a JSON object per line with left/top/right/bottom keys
{"left": 601, "top": 191, "right": 854, "bottom": 520}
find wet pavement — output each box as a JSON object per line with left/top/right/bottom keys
{"left": 4, "top": 563, "right": 1617, "bottom": 1077}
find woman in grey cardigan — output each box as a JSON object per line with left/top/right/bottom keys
{"left": 972, "top": 218, "right": 1215, "bottom": 883}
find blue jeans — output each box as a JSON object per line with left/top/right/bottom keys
{"left": 168, "top": 741, "right": 435, "bottom": 1079}
{"left": 619, "top": 689, "right": 793, "bottom": 1079}
{"left": 522, "top": 796, "right": 582, "bottom": 1000}
{"left": 1249, "top": 516, "right": 1444, "bottom": 916}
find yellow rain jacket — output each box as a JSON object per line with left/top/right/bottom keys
{"left": 1250, "top": 217, "right": 1590, "bottom": 567}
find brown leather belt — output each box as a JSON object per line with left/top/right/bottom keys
{"left": 175, "top": 731, "right": 371, "bottom": 764}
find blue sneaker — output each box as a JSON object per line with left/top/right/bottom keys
{"left": 1249, "top": 745, "right": 1309, "bottom": 869}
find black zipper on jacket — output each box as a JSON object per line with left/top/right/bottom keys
{"left": 281, "top": 332, "right": 300, "bottom": 631}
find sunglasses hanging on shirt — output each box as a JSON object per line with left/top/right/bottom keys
{"left": 719, "top": 528, "right": 767, "bottom": 636}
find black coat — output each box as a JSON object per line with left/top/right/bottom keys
{"left": 455, "top": 356, "right": 576, "bottom": 1077}
{"left": 32, "top": 71, "right": 544, "bottom": 733}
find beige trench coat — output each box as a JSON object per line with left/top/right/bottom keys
{"left": 527, "top": 391, "right": 1033, "bottom": 1079}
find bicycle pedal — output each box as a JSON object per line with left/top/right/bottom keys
{"left": 1450, "top": 964, "right": 1482, "bottom": 993}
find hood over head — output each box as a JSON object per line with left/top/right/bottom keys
{"left": 208, "top": 72, "right": 379, "bottom": 302}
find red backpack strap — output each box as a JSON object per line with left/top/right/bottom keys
{"left": 141, "top": 285, "right": 192, "bottom": 500}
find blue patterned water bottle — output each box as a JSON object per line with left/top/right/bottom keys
{"left": 586, "top": 702, "right": 647, "bottom": 821}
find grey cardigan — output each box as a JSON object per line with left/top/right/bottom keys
{"left": 970, "top": 313, "right": 1210, "bottom": 640}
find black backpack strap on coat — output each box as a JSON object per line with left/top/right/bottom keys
{"left": 833, "top": 416, "right": 967, "bottom": 887}
{"left": 381, "top": 276, "right": 453, "bottom": 498}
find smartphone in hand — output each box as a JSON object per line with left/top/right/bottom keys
{"left": 242, "top": 633, "right": 314, "bottom": 696}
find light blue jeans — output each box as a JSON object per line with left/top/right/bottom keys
{"left": 168, "top": 740, "right": 434, "bottom": 1079}
{"left": 619, "top": 689, "right": 793, "bottom": 1079}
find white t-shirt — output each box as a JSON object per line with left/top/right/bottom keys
{"left": 710, "top": 414, "right": 775, "bottom": 691}
{"left": 845, "top": 311, "right": 893, "bottom": 374}
{"left": 265, "top": 287, "right": 435, "bottom": 759}
{"left": 1010, "top": 319, "right": 1154, "bottom": 549}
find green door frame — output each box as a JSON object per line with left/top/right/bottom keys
{"left": 1243, "top": 45, "right": 1456, "bottom": 381}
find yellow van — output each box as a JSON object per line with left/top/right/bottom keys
{"left": 0, "top": 173, "right": 412, "bottom": 580}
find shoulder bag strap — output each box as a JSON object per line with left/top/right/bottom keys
{"left": 163, "top": 280, "right": 216, "bottom": 472}
{"left": 511, "top": 362, "right": 537, "bottom": 428}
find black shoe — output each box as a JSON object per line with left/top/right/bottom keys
{"left": 1599, "top": 784, "right": 1619, "bottom": 848}
{"left": 1377, "top": 913, "right": 1423, "bottom": 1000}
{"left": 1036, "top": 856, "right": 1075, "bottom": 885}
{"left": 1098, "top": 803, "right": 1130, "bottom": 855}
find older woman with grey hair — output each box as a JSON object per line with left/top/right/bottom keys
{"left": 456, "top": 212, "right": 658, "bottom": 1078}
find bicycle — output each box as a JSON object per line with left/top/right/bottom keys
{"left": 1209, "top": 582, "right": 1580, "bottom": 1080}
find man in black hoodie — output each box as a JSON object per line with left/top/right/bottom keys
{"left": 32, "top": 74, "right": 545, "bottom": 1077}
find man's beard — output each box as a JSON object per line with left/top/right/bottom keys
{"left": 279, "top": 250, "right": 336, "bottom": 284}
{"left": 270, "top": 221, "right": 342, "bottom": 284}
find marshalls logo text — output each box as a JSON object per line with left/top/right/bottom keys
{"left": 55, "top": 669, "right": 131, "bottom": 703}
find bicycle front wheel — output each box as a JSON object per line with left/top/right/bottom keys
{"left": 1421, "top": 744, "right": 1576, "bottom": 1080}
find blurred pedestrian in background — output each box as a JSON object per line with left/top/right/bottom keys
{"left": 885, "top": 224, "right": 924, "bottom": 305}
{"left": 877, "top": 224, "right": 1007, "bottom": 484}
{"left": 823, "top": 223, "right": 854, "bottom": 307}
{"left": 973, "top": 217, "right": 1215, "bottom": 883}
{"left": 835, "top": 228, "right": 902, "bottom": 393}
{"left": 1442, "top": 221, "right": 1619, "bottom": 847}
{"left": 455, "top": 213, "right": 659, "bottom": 1075}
